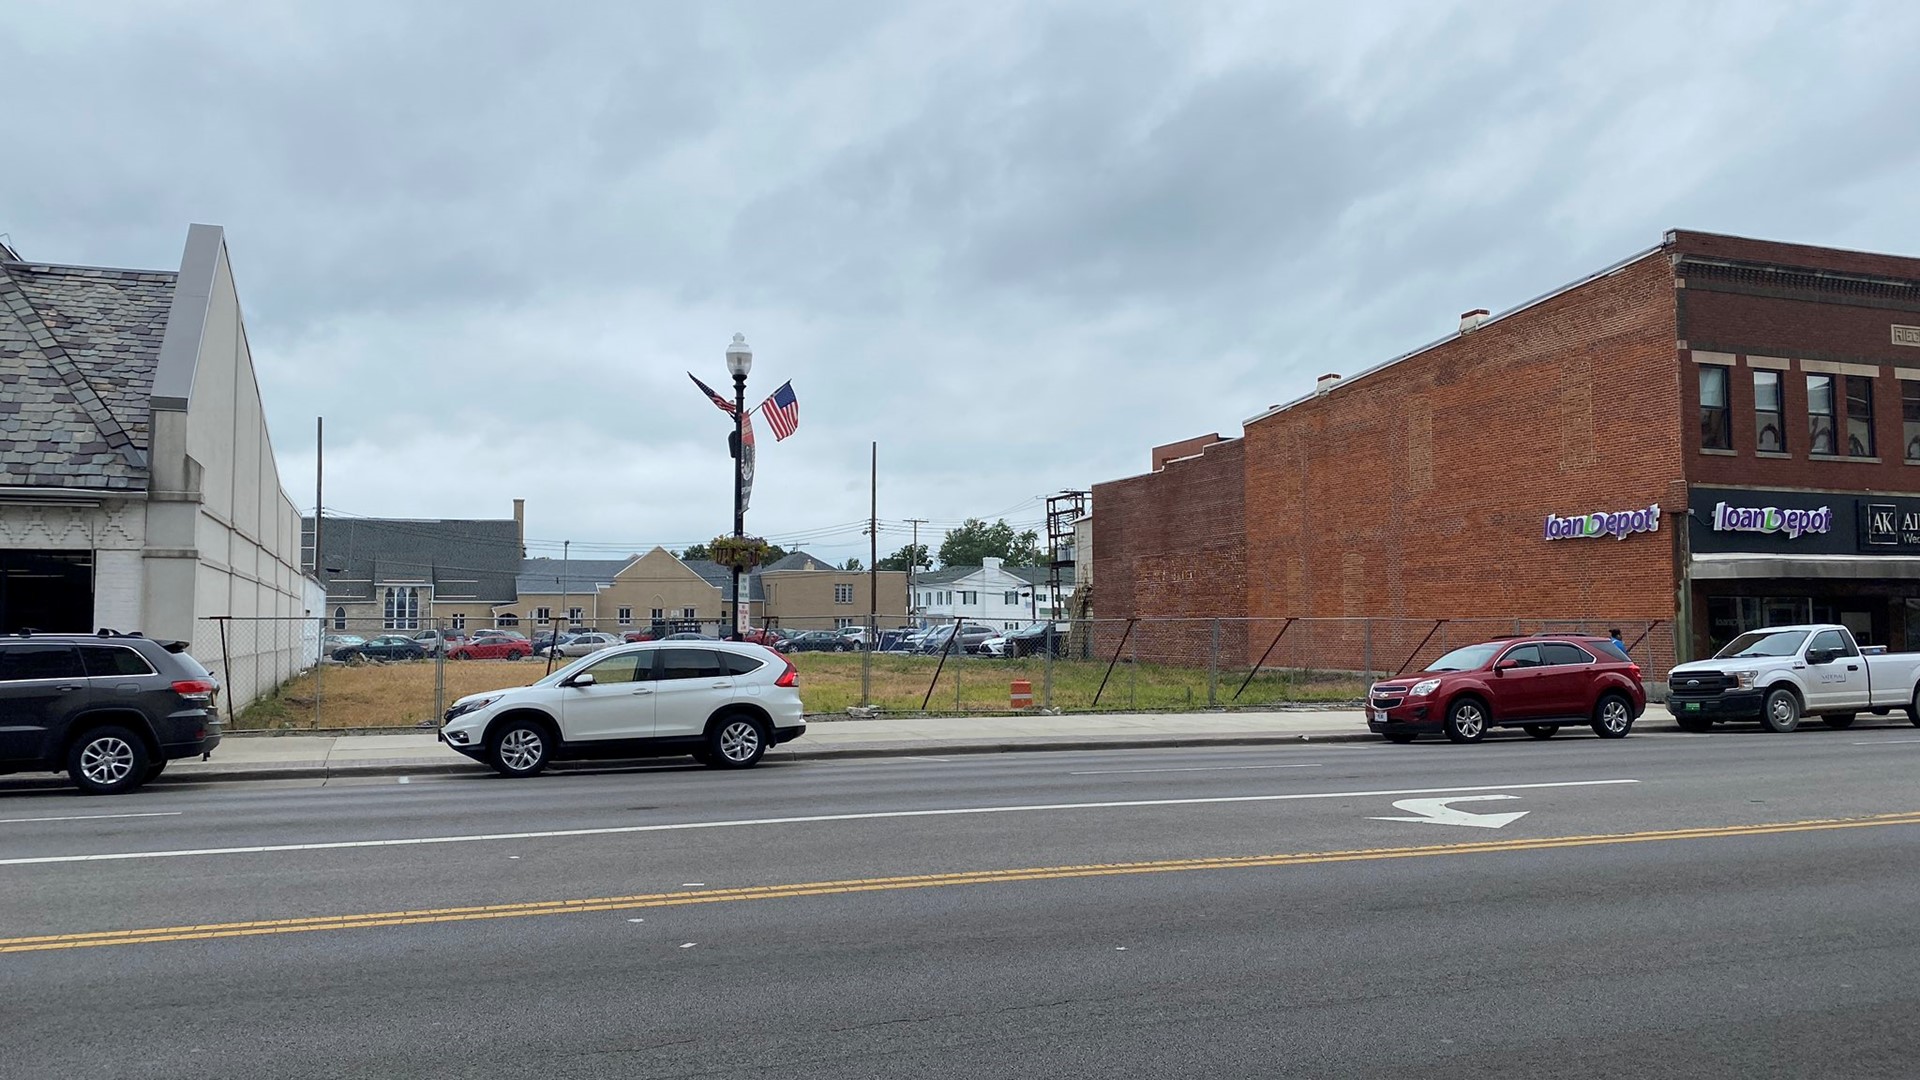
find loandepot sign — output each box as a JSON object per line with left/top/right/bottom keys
{"left": 1711, "top": 502, "right": 1833, "bottom": 539}
{"left": 1543, "top": 503, "right": 1661, "bottom": 541}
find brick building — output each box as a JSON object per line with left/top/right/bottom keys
{"left": 1095, "top": 230, "right": 1920, "bottom": 672}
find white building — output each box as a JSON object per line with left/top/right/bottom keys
{"left": 911, "top": 556, "right": 1075, "bottom": 630}
{"left": 0, "top": 225, "right": 317, "bottom": 708}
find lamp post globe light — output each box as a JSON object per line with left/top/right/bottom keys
{"left": 726, "top": 333, "right": 752, "bottom": 639}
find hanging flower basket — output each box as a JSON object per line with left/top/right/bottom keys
{"left": 709, "top": 535, "right": 773, "bottom": 571}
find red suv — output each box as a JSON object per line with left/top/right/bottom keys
{"left": 1366, "top": 635, "right": 1645, "bottom": 744}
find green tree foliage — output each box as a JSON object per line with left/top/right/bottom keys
{"left": 841, "top": 557, "right": 863, "bottom": 571}
{"left": 876, "top": 544, "right": 933, "bottom": 572}
{"left": 937, "top": 518, "right": 1045, "bottom": 568}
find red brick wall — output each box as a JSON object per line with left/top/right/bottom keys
{"left": 1151, "top": 433, "right": 1225, "bottom": 472}
{"left": 1091, "top": 439, "right": 1246, "bottom": 664}
{"left": 1241, "top": 250, "right": 1686, "bottom": 664}
{"left": 1680, "top": 282, "right": 1920, "bottom": 491}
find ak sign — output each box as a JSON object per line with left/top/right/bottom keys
{"left": 1690, "top": 487, "right": 1920, "bottom": 555}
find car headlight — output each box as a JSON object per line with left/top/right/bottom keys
{"left": 1409, "top": 679, "right": 1441, "bottom": 697}
{"left": 1734, "top": 671, "right": 1755, "bottom": 690}
{"left": 445, "top": 694, "right": 503, "bottom": 721}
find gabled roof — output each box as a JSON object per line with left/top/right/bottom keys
{"left": 0, "top": 260, "right": 175, "bottom": 490}
{"left": 761, "top": 550, "right": 836, "bottom": 572}
{"left": 306, "top": 516, "right": 523, "bottom": 604}
{"left": 914, "top": 563, "right": 1074, "bottom": 588}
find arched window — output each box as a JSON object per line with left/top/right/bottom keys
{"left": 383, "top": 586, "right": 421, "bottom": 630}
{"left": 497, "top": 612, "right": 519, "bottom": 627}
{"left": 333, "top": 607, "right": 346, "bottom": 630}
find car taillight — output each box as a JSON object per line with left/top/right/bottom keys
{"left": 775, "top": 660, "right": 798, "bottom": 688}
{"left": 173, "top": 679, "right": 216, "bottom": 700}
{"left": 1628, "top": 664, "right": 1642, "bottom": 679}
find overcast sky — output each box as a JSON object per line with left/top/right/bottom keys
{"left": 5, "top": 0, "right": 1918, "bottom": 564}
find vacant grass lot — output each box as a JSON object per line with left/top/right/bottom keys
{"left": 235, "top": 653, "right": 1369, "bottom": 731}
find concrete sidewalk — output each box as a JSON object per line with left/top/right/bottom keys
{"left": 161, "top": 710, "right": 1377, "bottom": 782}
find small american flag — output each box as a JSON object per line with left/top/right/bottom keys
{"left": 760, "top": 381, "right": 799, "bottom": 441}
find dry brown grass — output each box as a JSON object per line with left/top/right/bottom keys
{"left": 238, "top": 651, "right": 1367, "bottom": 730}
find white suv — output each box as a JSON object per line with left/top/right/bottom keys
{"left": 437, "top": 640, "right": 805, "bottom": 776}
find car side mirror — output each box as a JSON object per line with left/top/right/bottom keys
{"left": 1494, "top": 659, "right": 1519, "bottom": 675}
{"left": 569, "top": 673, "right": 596, "bottom": 687}
{"left": 1805, "top": 649, "right": 1833, "bottom": 666}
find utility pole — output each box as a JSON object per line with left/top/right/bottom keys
{"left": 905, "top": 517, "right": 928, "bottom": 626}
{"left": 863, "top": 442, "right": 877, "bottom": 709}
{"left": 313, "top": 417, "right": 324, "bottom": 728}
{"left": 548, "top": 539, "right": 569, "bottom": 676}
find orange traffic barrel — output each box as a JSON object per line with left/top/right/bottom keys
{"left": 1011, "top": 679, "right": 1034, "bottom": 709}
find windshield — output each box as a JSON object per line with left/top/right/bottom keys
{"left": 1423, "top": 642, "right": 1503, "bottom": 673}
{"left": 531, "top": 652, "right": 600, "bottom": 687}
{"left": 1715, "top": 630, "right": 1811, "bottom": 660}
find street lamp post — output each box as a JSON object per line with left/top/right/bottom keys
{"left": 726, "top": 333, "right": 753, "bottom": 640}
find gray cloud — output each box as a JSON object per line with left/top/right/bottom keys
{"left": 4, "top": 0, "right": 1918, "bottom": 563}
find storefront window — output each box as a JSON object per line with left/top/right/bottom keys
{"left": 1699, "top": 367, "right": 1730, "bottom": 450}
{"left": 1808, "top": 375, "right": 1837, "bottom": 456}
{"left": 1903, "top": 381, "right": 1920, "bottom": 462}
{"left": 1846, "top": 375, "right": 1876, "bottom": 457}
{"left": 1753, "top": 371, "right": 1784, "bottom": 452}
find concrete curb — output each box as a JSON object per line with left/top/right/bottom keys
{"left": 151, "top": 731, "right": 1380, "bottom": 784}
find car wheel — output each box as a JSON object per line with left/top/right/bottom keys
{"left": 487, "top": 718, "right": 552, "bottom": 778}
{"left": 1524, "top": 724, "right": 1559, "bottom": 739}
{"left": 1591, "top": 694, "right": 1633, "bottom": 739}
{"left": 508, "top": 650, "right": 527, "bottom": 661}
{"left": 1821, "top": 713, "right": 1856, "bottom": 730}
{"left": 1443, "top": 698, "right": 1488, "bottom": 744}
{"left": 1675, "top": 715, "right": 1714, "bottom": 733}
{"left": 704, "top": 713, "right": 768, "bottom": 769}
{"left": 1383, "top": 732, "right": 1417, "bottom": 744}
{"left": 68, "top": 726, "right": 150, "bottom": 795}
{"left": 1910, "top": 688, "right": 1920, "bottom": 727}
{"left": 1760, "top": 688, "right": 1801, "bottom": 733}
{"left": 144, "top": 759, "right": 167, "bottom": 782}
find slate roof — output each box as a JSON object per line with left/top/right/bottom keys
{"left": 514, "top": 557, "right": 635, "bottom": 596}
{"left": 684, "top": 559, "right": 764, "bottom": 603}
{"left": 304, "top": 516, "right": 523, "bottom": 605}
{"left": 761, "top": 550, "right": 836, "bottom": 573}
{"left": 0, "top": 260, "right": 176, "bottom": 490}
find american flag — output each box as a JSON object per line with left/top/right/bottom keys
{"left": 688, "top": 372, "right": 756, "bottom": 511}
{"left": 760, "top": 381, "right": 800, "bottom": 441}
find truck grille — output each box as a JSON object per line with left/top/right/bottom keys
{"left": 1668, "top": 671, "right": 1734, "bottom": 695}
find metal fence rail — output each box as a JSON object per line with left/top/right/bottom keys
{"left": 199, "top": 613, "right": 1675, "bottom": 732}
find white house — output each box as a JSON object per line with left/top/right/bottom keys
{"left": 911, "top": 556, "right": 1075, "bottom": 630}
{"left": 0, "top": 225, "right": 317, "bottom": 709}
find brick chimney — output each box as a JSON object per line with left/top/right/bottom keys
{"left": 1459, "top": 308, "right": 1490, "bottom": 333}
{"left": 512, "top": 498, "right": 525, "bottom": 556}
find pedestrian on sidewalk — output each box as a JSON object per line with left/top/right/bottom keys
{"left": 1609, "top": 628, "right": 1628, "bottom": 658}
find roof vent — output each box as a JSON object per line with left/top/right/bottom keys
{"left": 1314, "top": 372, "right": 1342, "bottom": 395}
{"left": 1459, "top": 308, "right": 1490, "bottom": 333}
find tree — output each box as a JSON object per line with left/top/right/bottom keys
{"left": 876, "top": 543, "right": 932, "bottom": 572}
{"left": 937, "top": 518, "right": 1047, "bottom": 568}
{"left": 841, "top": 557, "right": 863, "bottom": 571}
{"left": 677, "top": 543, "right": 711, "bottom": 561}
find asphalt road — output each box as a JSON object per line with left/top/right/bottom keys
{"left": 3, "top": 724, "right": 1919, "bottom": 1078}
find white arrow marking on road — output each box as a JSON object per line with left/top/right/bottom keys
{"left": 1372, "top": 794, "right": 1528, "bottom": 829}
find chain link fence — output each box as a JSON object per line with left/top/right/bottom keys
{"left": 200, "top": 613, "right": 1674, "bottom": 731}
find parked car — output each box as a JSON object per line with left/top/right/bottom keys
{"left": 410, "top": 629, "right": 467, "bottom": 655}
{"left": 1365, "top": 635, "right": 1645, "bottom": 744}
{"left": 334, "top": 634, "right": 428, "bottom": 662}
{"left": 622, "top": 629, "right": 659, "bottom": 643}
{"left": 531, "top": 631, "right": 576, "bottom": 655}
{"left": 663, "top": 632, "right": 717, "bottom": 642}
{"left": 900, "top": 627, "right": 937, "bottom": 652}
{"left": 438, "top": 640, "right": 806, "bottom": 775}
{"left": 0, "top": 631, "right": 223, "bottom": 795}
{"left": 1665, "top": 623, "right": 1920, "bottom": 733}
{"left": 786, "top": 630, "right": 851, "bottom": 653}
{"left": 838, "top": 626, "right": 872, "bottom": 649}
{"left": 556, "top": 632, "right": 623, "bottom": 657}
{"left": 1002, "top": 621, "right": 1070, "bottom": 658}
{"left": 474, "top": 628, "right": 529, "bottom": 642}
{"left": 449, "top": 636, "right": 533, "bottom": 661}
{"left": 322, "top": 633, "right": 367, "bottom": 654}
{"left": 739, "top": 627, "right": 791, "bottom": 651}
{"left": 920, "top": 624, "right": 998, "bottom": 654}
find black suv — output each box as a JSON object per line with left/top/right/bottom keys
{"left": 0, "top": 631, "right": 223, "bottom": 795}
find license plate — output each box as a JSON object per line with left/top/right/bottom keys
{"left": 1370, "top": 709, "right": 1388, "bottom": 722}
{"left": 1683, "top": 702, "right": 1701, "bottom": 711}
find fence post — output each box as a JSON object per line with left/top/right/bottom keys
{"left": 1207, "top": 618, "right": 1219, "bottom": 707}
{"left": 216, "top": 617, "right": 237, "bottom": 729}
{"left": 860, "top": 614, "right": 873, "bottom": 709}
{"left": 955, "top": 641, "right": 964, "bottom": 714}
{"left": 1363, "top": 619, "right": 1373, "bottom": 682}
{"left": 1042, "top": 622, "right": 1055, "bottom": 711}
{"left": 433, "top": 618, "right": 447, "bottom": 727}
{"left": 313, "top": 616, "right": 324, "bottom": 730}
{"left": 1128, "top": 632, "right": 1137, "bottom": 710}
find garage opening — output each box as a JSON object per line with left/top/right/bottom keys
{"left": 0, "top": 550, "right": 95, "bottom": 633}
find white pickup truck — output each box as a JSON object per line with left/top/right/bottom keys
{"left": 1666, "top": 624, "right": 1920, "bottom": 733}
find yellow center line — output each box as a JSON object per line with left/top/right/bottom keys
{"left": 8, "top": 810, "right": 1920, "bottom": 954}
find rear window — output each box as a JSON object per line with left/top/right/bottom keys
{"left": 1540, "top": 642, "right": 1597, "bottom": 666}
{"left": 1587, "top": 639, "right": 1630, "bottom": 662}
{"left": 80, "top": 646, "right": 157, "bottom": 678}
{"left": 170, "top": 651, "right": 214, "bottom": 679}
{"left": 722, "top": 652, "right": 765, "bottom": 676}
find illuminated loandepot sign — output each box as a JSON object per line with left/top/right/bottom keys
{"left": 1711, "top": 501, "right": 1833, "bottom": 539}
{"left": 1543, "top": 503, "right": 1661, "bottom": 541}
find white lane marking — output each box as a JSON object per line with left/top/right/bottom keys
{"left": 1371, "top": 795, "right": 1529, "bottom": 829}
{"left": 0, "top": 779, "right": 1637, "bottom": 868}
{"left": 1070, "top": 764, "right": 1325, "bottom": 775}
{"left": 0, "top": 812, "right": 182, "bottom": 825}
{"left": 398, "top": 777, "right": 411, "bottom": 785}
{"left": 679, "top": 942, "right": 697, "bottom": 949}
{"left": 1850, "top": 738, "right": 1920, "bottom": 745}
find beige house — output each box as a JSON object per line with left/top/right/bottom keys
{"left": 760, "top": 554, "right": 907, "bottom": 632}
